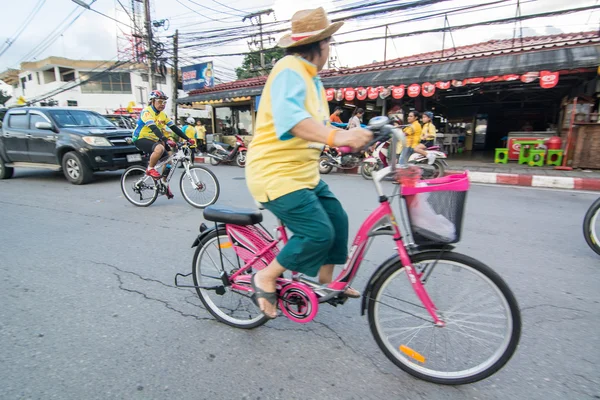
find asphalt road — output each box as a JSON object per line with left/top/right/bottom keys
{"left": 1, "top": 166, "right": 599, "bottom": 400}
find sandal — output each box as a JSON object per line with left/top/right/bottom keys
{"left": 344, "top": 286, "right": 361, "bottom": 299}
{"left": 251, "top": 275, "right": 278, "bottom": 319}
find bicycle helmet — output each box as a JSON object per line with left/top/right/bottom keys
{"left": 186, "top": 117, "right": 195, "bottom": 125}
{"left": 149, "top": 90, "right": 168, "bottom": 101}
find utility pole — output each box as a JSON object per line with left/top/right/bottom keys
{"left": 383, "top": 25, "right": 388, "bottom": 66}
{"left": 143, "top": 0, "right": 155, "bottom": 91}
{"left": 172, "top": 29, "right": 178, "bottom": 121}
{"left": 243, "top": 9, "right": 273, "bottom": 74}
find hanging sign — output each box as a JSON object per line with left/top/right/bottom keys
{"left": 421, "top": 82, "right": 435, "bottom": 97}
{"left": 367, "top": 87, "right": 379, "bottom": 100}
{"left": 181, "top": 62, "right": 214, "bottom": 91}
{"left": 379, "top": 86, "right": 392, "bottom": 99}
{"left": 356, "top": 87, "right": 367, "bottom": 100}
{"left": 503, "top": 74, "right": 520, "bottom": 81}
{"left": 483, "top": 76, "right": 500, "bottom": 82}
{"left": 407, "top": 84, "right": 421, "bottom": 97}
{"left": 326, "top": 88, "right": 335, "bottom": 102}
{"left": 451, "top": 79, "right": 465, "bottom": 87}
{"left": 435, "top": 81, "right": 450, "bottom": 89}
{"left": 335, "top": 88, "right": 345, "bottom": 102}
{"left": 520, "top": 71, "right": 539, "bottom": 83}
{"left": 392, "top": 85, "right": 405, "bottom": 99}
{"left": 466, "top": 77, "right": 484, "bottom": 85}
{"left": 344, "top": 87, "right": 356, "bottom": 101}
{"left": 540, "top": 71, "right": 559, "bottom": 89}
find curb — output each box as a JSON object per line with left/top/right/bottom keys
{"left": 195, "top": 157, "right": 600, "bottom": 192}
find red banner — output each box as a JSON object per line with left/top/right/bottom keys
{"left": 407, "top": 84, "right": 421, "bottom": 97}
{"left": 520, "top": 71, "right": 539, "bottom": 83}
{"left": 392, "top": 85, "right": 405, "bottom": 99}
{"left": 344, "top": 87, "right": 356, "bottom": 101}
{"left": 367, "top": 87, "right": 379, "bottom": 100}
{"left": 356, "top": 87, "right": 367, "bottom": 100}
{"left": 326, "top": 88, "right": 335, "bottom": 102}
{"left": 435, "top": 81, "right": 450, "bottom": 89}
{"left": 540, "top": 71, "right": 559, "bottom": 89}
{"left": 421, "top": 82, "right": 435, "bottom": 97}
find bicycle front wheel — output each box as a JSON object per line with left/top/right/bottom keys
{"left": 121, "top": 166, "right": 158, "bottom": 207}
{"left": 192, "top": 228, "right": 269, "bottom": 329}
{"left": 583, "top": 197, "right": 600, "bottom": 256}
{"left": 180, "top": 165, "right": 220, "bottom": 208}
{"left": 368, "top": 251, "right": 521, "bottom": 385}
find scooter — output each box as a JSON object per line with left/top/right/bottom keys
{"left": 206, "top": 134, "right": 247, "bottom": 168}
{"left": 361, "top": 140, "right": 448, "bottom": 180}
{"left": 319, "top": 145, "right": 367, "bottom": 174}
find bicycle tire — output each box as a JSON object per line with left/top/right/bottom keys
{"left": 192, "top": 228, "right": 269, "bottom": 329}
{"left": 583, "top": 197, "right": 600, "bottom": 256}
{"left": 367, "top": 251, "right": 521, "bottom": 385}
{"left": 179, "top": 165, "right": 220, "bottom": 208}
{"left": 120, "top": 166, "right": 158, "bottom": 207}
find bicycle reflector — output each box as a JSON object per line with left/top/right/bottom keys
{"left": 219, "top": 242, "right": 232, "bottom": 249}
{"left": 399, "top": 345, "right": 426, "bottom": 364}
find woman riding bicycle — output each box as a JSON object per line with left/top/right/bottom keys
{"left": 245, "top": 7, "right": 372, "bottom": 319}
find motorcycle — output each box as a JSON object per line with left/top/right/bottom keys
{"left": 318, "top": 146, "right": 367, "bottom": 174}
{"left": 361, "top": 140, "right": 448, "bottom": 180}
{"left": 206, "top": 134, "right": 247, "bottom": 168}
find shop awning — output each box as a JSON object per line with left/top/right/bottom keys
{"left": 321, "top": 45, "right": 599, "bottom": 88}
{"left": 178, "top": 87, "right": 263, "bottom": 104}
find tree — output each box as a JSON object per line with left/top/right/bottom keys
{"left": 235, "top": 47, "right": 285, "bottom": 80}
{"left": 0, "top": 90, "right": 11, "bottom": 107}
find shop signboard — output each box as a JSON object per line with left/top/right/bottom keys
{"left": 379, "top": 86, "right": 391, "bottom": 99}
{"left": 367, "top": 87, "right": 379, "bottom": 99}
{"left": 407, "top": 84, "right": 420, "bottom": 97}
{"left": 466, "top": 77, "right": 484, "bottom": 84}
{"left": 392, "top": 85, "right": 405, "bottom": 99}
{"left": 181, "top": 62, "right": 214, "bottom": 92}
{"left": 435, "top": 81, "right": 450, "bottom": 89}
{"left": 356, "top": 87, "right": 367, "bottom": 100}
{"left": 326, "top": 88, "right": 335, "bottom": 101}
{"left": 345, "top": 87, "right": 356, "bottom": 101}
{"left": 507, "top": 134, "right": 552, "bottom": 160}
{"left": 503, "top": 74, "right": 520, "bottom": 81}
{"left": 540, "top": 71, "right": 559, "bottom": 89}
{"left": 520, "top": 71, "right": 539, "bottom": 83}
{"left": 335, "top": 88, "right": 345, "bottom": 101}
{"left": 421, "top": 82, "right": 435, "bottom": 97}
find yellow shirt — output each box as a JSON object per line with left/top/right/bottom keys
{"left": 133, "top": 105, "right": 174, "bottom": 142}
{"left": 422, "top": 122, "right": 437, "bottom": 141}
{"left": 245, "top": 56, "right": 328, "bottom": 202}
{"left": 195, "top": 125, "right": 206, "bottom": 140}
{"left": 183, "top": 125, "right": 196, "bottom": 139}
{"left": 404, "top": 120, "right": 422, "bottom": 148}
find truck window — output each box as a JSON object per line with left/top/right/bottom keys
{"left": 8, "top": 114, "right": 29, "bottom": 129}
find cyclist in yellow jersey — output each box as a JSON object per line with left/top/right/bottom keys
{"left": 132, "top": 90, "right": 195, "bottom": 183}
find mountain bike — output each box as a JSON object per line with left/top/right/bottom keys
{"left": 121, "top": 142, "right": 219, "bottom": 208}
{"left": 583, "top": 197, "right": 600, "bottom": 255}
{"left": 177, "top": 117, "right": 521, "bottom": 385}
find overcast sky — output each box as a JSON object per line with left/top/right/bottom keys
{"left": 1, "top": 0, "right": 598, "bottom": 83}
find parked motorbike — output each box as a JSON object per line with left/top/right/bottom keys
{"left": 318, "top": 146, "right": 366, "bottom": 174}
{"left": 206, "top": 134, "right": 247, "bottom": 168}
{"left": 361, "top": 140, "right": 448, "bottom": 180}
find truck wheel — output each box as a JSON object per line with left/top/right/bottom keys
{"left": 62, "top": 151, "right": 93, "bottom": 185}
{"left": 0, "top": 158, "right": 14, "bottom": 179}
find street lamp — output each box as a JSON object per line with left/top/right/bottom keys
{"left": 71, "top": 0, "right": 91, "bottom": 9}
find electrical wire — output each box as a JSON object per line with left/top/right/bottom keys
{"left": 0, "top": 0, "right": 46, "bottom": 58}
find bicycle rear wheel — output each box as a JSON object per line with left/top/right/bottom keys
{"left": 121, "top": 166, "right": 158, "bottom": 207}
{"left": 583, "top": 197, "right": 600, "bottom": 256}
{"left": 368, "top": 251, "right": 521, "bottom": 385}
{"left": 192, "top": 228, "right": 268, "bottom": 329}
{"left": 180, "top": 165, "right": 220, "bottom": 208}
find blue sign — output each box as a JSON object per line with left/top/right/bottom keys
{"left": 181, "top": 62, "right": 214, "bottom": 92}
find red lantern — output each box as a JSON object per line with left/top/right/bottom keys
{"left": 540, "top": 71, "right": 559, "bottom": 89}
{"left": 503, "top": 74, "right": 520, "bottom": 81}
{"left": 520, "top": 72, "right": 539, "bottom": 83}
{"left": 344, "top": 87, "right": 356, "bottom": 101}
{"left": 466, "top": 77, "right": 484, "bottom": 85}
{"left": 407, "top": 84, "right": 421, "bottom": 97}
{"left": 392, "top": 85, "right": 405, "bottom": 99}
{"left": 325, "top": 88, "right": 335, "bottom": 102}
{"left": 435, "top": 81, "right": 450, "bottom": 89}
{"left": 421, "top": 82, "right": 435, "bottom": 97}
{"left": 356, "top": 87, "right": 367, "bottom": 100}
{"left": 367, "top": 87, "right": 379, "bottom": 100}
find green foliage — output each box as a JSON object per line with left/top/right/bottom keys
{"left": 235, "top": 47, "right": 285, "bottom": 80}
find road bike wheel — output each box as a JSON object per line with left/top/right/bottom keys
{"left": 368, "top": 251, "right": 521, "bottom": 385}
{"left": 120, "top": 166, "right": 158, "bottom": 207}
{"left": 180, "top": 165, "right": 220, "bottom": 209}
{"left": 583, "top": 197, "right": 600, "bottom": 256}
{"left": 192, "top": 228, "right": 269, "bottom": 329}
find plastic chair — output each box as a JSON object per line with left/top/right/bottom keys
{"left": 528, "top": 150, "right": 546, "bottom": 167}
{"left": 495, "top": 148, "right": 508, "bottom": 164}
{"left": 546, "top": 149, "right": 563, "bottom": 166}
{"left": 442, "top": 135, "right": 453, "bottom": 154}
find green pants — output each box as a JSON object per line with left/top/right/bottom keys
{"left": 261, "top": 180, "right": 349, "bottom": 277}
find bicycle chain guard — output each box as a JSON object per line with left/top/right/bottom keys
{"left": 277, "top": 281, "right": 319, "bottom": 324}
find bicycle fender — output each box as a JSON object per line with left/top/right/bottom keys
{"left": 191, "top": 223, "right": 226, "bottom": 248}
{"left": 360, "top": 245, "right": 455, "bottom": 316}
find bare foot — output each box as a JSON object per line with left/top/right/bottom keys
{"left": 252, "top": 273, "right": 278, "bottom": 319}
{"left": 344, "top": 287, "right": 361, "bottom": 298}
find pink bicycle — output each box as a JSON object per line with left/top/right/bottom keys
{"left": 179, "top": 117, "right": 521, "bottom": 385}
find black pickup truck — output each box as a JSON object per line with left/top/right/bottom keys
{"left": 0, "top": 107, "right": 143, "bottom": 184}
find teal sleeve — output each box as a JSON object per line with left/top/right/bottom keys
{"left": 270, "top": 69, "right": 312, "bottom": 141}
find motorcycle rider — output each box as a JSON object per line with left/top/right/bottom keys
{"left": 416, "top": 111, "right": 437, "bottom": 165}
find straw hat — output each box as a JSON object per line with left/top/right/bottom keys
{"left": 278, "top": 7, "right": 344, "bottom": 48}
